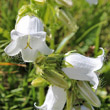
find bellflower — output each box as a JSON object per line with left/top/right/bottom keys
{"left": 86, "top": 0, "right": 98, "bottom": 5}
{"left": 4, "top": 15, "right": 53, "bottom": 62}
{"left": 62, "top": 48, "right": 104, "bottom": 89}
{"left": 34, "top": 85, "right": 66, "bottom": 110}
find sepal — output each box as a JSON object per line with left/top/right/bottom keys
{"left": 43, "top": 69, "right": 71, "bottom": 89}
{"left": 77, "top": 81, "right": 101, "bottom": 107}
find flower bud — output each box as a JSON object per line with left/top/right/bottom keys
{"left": 56, "top": 8, "right": 78, "bottom": 32}
{"left": 77, "top": 81, "right": 101, "bottom": 107}
{"left": 31, "top": 77, "right": 48, "bottom": 87}
{"left": 43, "top": 69, "right": 71, "bottom": 89}
{"left": 55, "top": 0, "right": 73, "bottom": 7}
{"left": 31, "top": 0, "right": 46, "bottom": 5}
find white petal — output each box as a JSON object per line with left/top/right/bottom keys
{"left": 30, "top": 35, "right": 53, "bottom": 55}
{"left": 73, "top": 105, "right": 94, "bottom": 110}
{"left": 38, "top": 41, "right": 54, "bottom": 55}
{"left": 31, "top": 32, "right": 46, "bottom": 41}
{"left": 86, "top": 0, "right": 98, "bottom": 5}
{"left": 81, "top": 105, "right": 94, "bottom": 110}
{"left": 34, "top": 86, "right": 66, "bottom": 110}
{"left": 4, "top": 39, "right": 21, "bottom": 56}
{"left": 21, "top": 48, "right": 38, "bottom": 62}
{"left": 87, "top": 72, "right": 99, "bottom": 89}
{"left": 64, "top": 50, "right": 104, "bottom": 72}
{"left": 15, "top": 15, "right": 44, "bottom": 35}
{"left": 62, "top": 68, "right": 99, "bottom": 89}
{"left": 11, "top": 30, "right": 23, "bottom": 40}
{"left": 63, "top": 49, "right": 104, "bottom": 89}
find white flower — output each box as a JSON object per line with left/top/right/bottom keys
{"left": 4, "top": 15, "right": 53, "bottom": 62}
{"left": 34, "top": 85, "right": 66, "bottom": 110}
{"left": 86, "top": 0, "right": 98, "bottom": 5}
{"left": 62, "top": 48, "right": 104, "bottom": 89}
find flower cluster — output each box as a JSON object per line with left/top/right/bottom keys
{"left": 4, "top": 0, "right": 104, "bottom": 109}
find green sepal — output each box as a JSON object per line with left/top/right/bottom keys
{"left": 77, "top": 81, "right": 101, "bottom": 107}
{"left": 43, "top": 69, "right": 71, "bottom": 89}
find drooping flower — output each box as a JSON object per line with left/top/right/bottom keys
{"left": 34, "top": 49, "right": 104, "bottom": 110}
{"left": 86, "top": 0, "right": 98, "bottom": 5}
{"left": 4, "top": 15, "right": 53, "bottom": 62}
{"left": 34, "top": 85, "right": 66, "bottom": 110}
{"left": 62, "top": 48, "right": 104, "bottom": 89}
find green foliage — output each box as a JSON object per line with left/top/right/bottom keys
{"left": 0, "top": 0, "right": 110, "bottom": 109}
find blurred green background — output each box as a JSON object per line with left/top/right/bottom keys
{"left": 0, "top": 0, "right": 110, "bottom": 109}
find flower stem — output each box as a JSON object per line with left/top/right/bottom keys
{"left": 66, "top": 90, "right": 73, "bottom": 110}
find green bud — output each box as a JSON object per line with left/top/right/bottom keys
{"left": 31, "top": 0, "right": 46, "bottom": 5}
{"left": 56, "top": 8, "right": 78, "bottom": 32}
{"left": 43, "top": 69, "right": 71, "bottom": 89}
{"left": 77, "top": 81, "right": 101, "bottom": 107}
{"left": 31, "top": 77, "right": 48, "bottom": 87}
{"left": 36, "top": 65, "right": 44, "bottom": 75}
{"left": 55, "top": 0, "right": 73, "bottom": 7}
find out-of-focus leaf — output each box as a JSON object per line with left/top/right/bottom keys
{"left": 56, "top": 32, "right": 75, "bottom": 53}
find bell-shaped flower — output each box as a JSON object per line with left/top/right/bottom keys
{"left": 34, "top": 85, "right": 66, "bottom": 110}
{"left": 4, "top": 15, "right": 53, "bottom": 62}
{"left": 86, "top": 0, "right": 98, "bottom": 5}
{"left": 62, "top": 48, "right": 104, "bottom": 89}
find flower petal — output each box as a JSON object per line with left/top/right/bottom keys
{"left": 64, "top": 49, "right": 104, "bottom": 72}
{"left": 34, "top": 86, "right": 66, "bottom": 110}
{"left": 86, "top": 0, "right": 98, "bottom": 5}
{"left": 87, "top": 72, "right": 99, "bottom": 89}
{"left": 4, "top": 39, "right": 21, "bottom": 56}
{"left": 30, "top": 35, "right": 53, "bottom": 55}
{"left": 73, "top": 105, "right": 94, "bottom": 110}
{"left": 38, "top": 41, "right": 54, "bottom": 55}
{"left": 31, "top": 32, "right": 46, "bottom": 41}
{"left": 21, "top": 48, "right": 38, "bottom": 62}
{"left": 11, "top": 30, "right": 23, "bottom": 40}
{"left": 15, "top": 15, "right": 44, "bottom": 35}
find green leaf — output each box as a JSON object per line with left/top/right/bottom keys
{"left": 56, "top": 32, "right": 75, "bottom": 53}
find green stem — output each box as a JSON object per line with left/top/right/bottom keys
{"left": 94, "top": 25, "right": 102, "bottom": 56}
{"left": 66, "top": 90, "right": 73, "bottom": 110}
{"left": 38, "top": 87, "right": 45, "bottom": 106}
